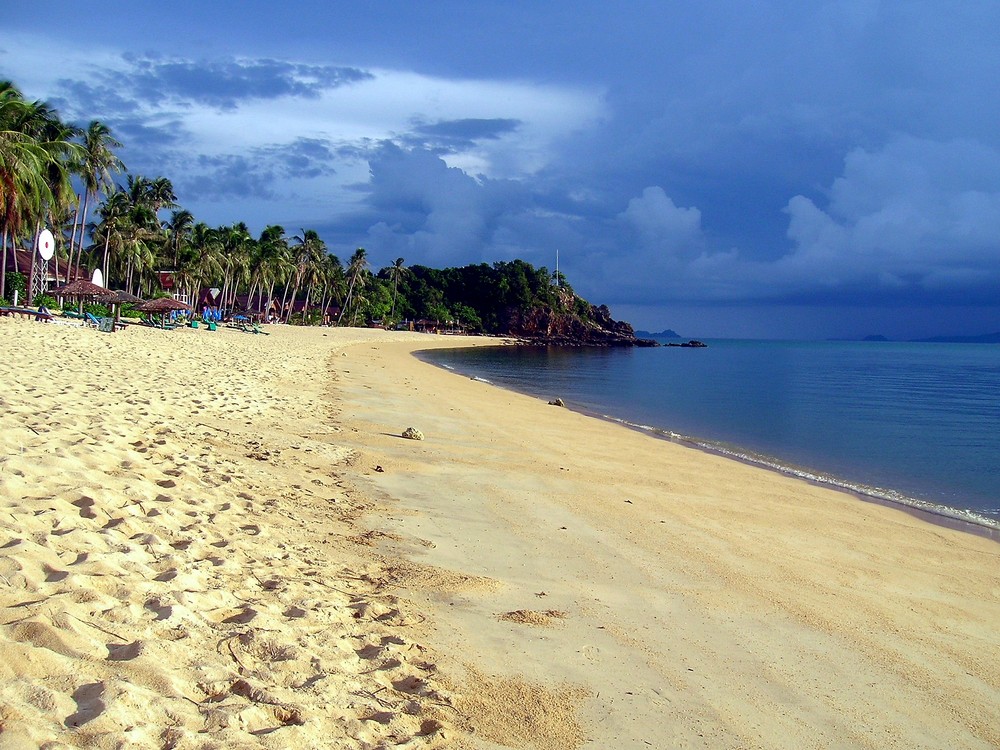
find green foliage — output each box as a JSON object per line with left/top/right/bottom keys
{"left": 6, "top": 272, "right": 26, "bottom": 301}
{"left": 83, "top": 302, "right": 110, "bottom": 317}
{"left": 32, "top": 293, "right": 58, "bottom": 309}
{"left": 387, "top": 259, "right": 593, "bottom": 334}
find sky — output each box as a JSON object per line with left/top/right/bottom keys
{"left": 5, "top": 1, "right": 1000, "bottom": 339}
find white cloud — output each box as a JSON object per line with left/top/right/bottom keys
{"left": 779, "top": 136, "right": 1000, "bottom": 291}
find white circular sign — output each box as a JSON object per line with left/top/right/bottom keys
{"left": 37, "top": 229, "right": 55, "bottom": 261}
{"left": 92, "top": 268, "right": 104, "bottom": 287}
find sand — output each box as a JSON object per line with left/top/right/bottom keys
{"left": 1, "top": 319, "right": 997, "bottom": 749}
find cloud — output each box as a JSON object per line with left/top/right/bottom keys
{"left": 404, "top": 117, "right": 522, "bottom": 154}
{"left": 777, "top": 136, "right": 1000, "bottom": 300}
{"left": 176, "top": 137, "right": 338, "bottom": 201}
{"left": 361, "top": 143, "right": 531, "bottom": 265}
{"left": 619, "top": 187, "right": 703, "bottom": 256}
{"left": 102, "top": 54, "right": 373, "bottom": 111}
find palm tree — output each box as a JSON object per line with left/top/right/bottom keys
{"left": 0, "top": 83, "right": 47, "bottom": 298}
{"left": 284, "top": 230, "right": 325, "bottom": 323}
{"left": 317, "top": 252, "right": 345, "bottom": 325}
{"left": 388, "top": 257, "right": 408, "bottom": 322}
{"left": 219, "top": 222, "right": 253, "bottom": 312}
{"left": 92, "top": 188, "right": 129, "bottom": 289}
{"left": 68, "top": 120, "right": 123, "bottom": 283}
{"left": 0, "top": 84, "right": 87, "bottom": 300}
{"left": 338, "top": 247, "right": 369, "bottom": 325}
{"left": 250, "top": 225, "right": 292, "bottom": 319}
{"left": 164, "top": 209, "right": 194, "bottom": 268}
{"left": 183, "top": 222, "right": 223, "bottom": 307}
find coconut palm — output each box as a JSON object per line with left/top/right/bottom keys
{"left": 337, "top": 247, "right": 369, "bottom": 325}
{"left": 316, "top": 251, "right": 345, "bottom": 324}
{"left": 388, "top": 257, "right": 408, "bottom": 322}
{"left": 218, "top": 222, "right": 253, "bottom": 312}
{"left": 68, "top": 120, "right": 123, "bottom": 283}
{"left": 164, "top": 209, "right": 194, "bottom": 268}
{"left": 182, "top": 222, "right": 224, "bottom": 306}
{"left": 91, "top": 188, "right": 130, "bottom": 289}
{"left": 249, "top": 225, "right": 292, "bottom": 319}
{"left": 0, "top": 84, "right": 86, "bottom": 299}
{"left": 284, "top": 230, "right": 325, "bottom": 323}
{"left": 0, "top": 83, "right": 48, "bottom": 297}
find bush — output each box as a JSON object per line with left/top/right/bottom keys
{"left": 5, "top": 272, "right": 26, "bottom": 303}
{"left": 32, "top": 293, "right": 58, "bottom": 310}
{"left": 83, "top": 302, "right": 110, "bottom": 317}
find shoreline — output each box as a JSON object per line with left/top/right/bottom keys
{"left": 416, "top": 345, "right": 1000, "bottom": 543}
{"left": 3, "top": 321, "right": 998, "bottom": 749}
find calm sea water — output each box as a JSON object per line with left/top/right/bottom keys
{"left": 422, "top": 340, "right": 1000, "bottom": 535}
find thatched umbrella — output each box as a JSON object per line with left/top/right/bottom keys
{"left": 137, "top": 297, "right": 191, "bottom": 329}
{"left": 51, "top": 279, "right": 113, "bottom": 297}
{"left": 107, "top": 290, "right": 143, "bottom": 304}
{"left": 105, "top": 290, "right": 144, "bottom": 326}
{"left": 50, "top": 279, "right": 115, "bottom": 314}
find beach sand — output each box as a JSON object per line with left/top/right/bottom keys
{"left": 1, "top": 320, "right": 997, "bottom": 749}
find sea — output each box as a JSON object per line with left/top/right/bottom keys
{"left": 421, "top": 338, "right": 1000, "bottom": 539}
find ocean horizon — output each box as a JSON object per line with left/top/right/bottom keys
{"left": 421, "top": 338, "right": 1000, "bottom": 539}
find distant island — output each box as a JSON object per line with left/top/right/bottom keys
{"left": 634, "top": 329, "right": 683, "bottom": 339}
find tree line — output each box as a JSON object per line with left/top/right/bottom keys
{"left": 1, "top": 79, "right": 586, "bottom": 330}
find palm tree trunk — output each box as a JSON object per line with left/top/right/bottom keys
{"left": 1, "top": 230, "right": 8, "bottom": 300}
{"left": 338, "top": 273, "right": 358, "bottom": 325}
{"left": 284, "top": 280, "right": 300, "bottom": 323}
{"left": 101, "top": 233, "right": 112, "bottom": 285}
{"left": 71, "top": 191, "right": 91, "bottom": 282}
{"left": 66, "top": 197, "right": 84, "bottom": 283}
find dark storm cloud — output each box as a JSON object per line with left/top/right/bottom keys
{"left": 56, "top": 54, "right": 373, "bottom": 113}
{"left": 176, "top": 137, "right": 337, "bottom": 201}
{"left": 181, "top": 154, "right": 277, "bottom": 201}
{"left": 360, "top": 143, "right": 533, "bottom": 265}
{"left": 404, "top": 118, "right": 521, "bottom": 153}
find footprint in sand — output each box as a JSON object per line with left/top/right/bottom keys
{"left": 221, "top": 607, "right": 258, "bottom": 625}
{"left": 71, "top": 496, "right": 97, "bottom": 519}
{"left": 43, "top": 564, "right": 68, "bottom": 583}
{"left": 145, "top": 597, "right": 172, "bottom": 621}
{"left": 64, "top": 682, "right": 105, "bottom": 728}
{"left": 106, "top": 640, "right": 144, "bottom": 661}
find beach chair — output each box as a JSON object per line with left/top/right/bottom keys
{"left": 84, "top": 312, "right": 100, "bottom": 328}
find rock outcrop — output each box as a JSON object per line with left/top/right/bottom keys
{"left": 498, "top": 298, "right": 657, "bottom": 347}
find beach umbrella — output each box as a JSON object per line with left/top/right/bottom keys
{"left": 50, "top": 278, "right": 115, "bottom": 314}
{"left": 137, "top": 297, "right": 192, "bottom": 329}
{"left": 51, "top": 279, "right": 114, "bottom": 297}
{"left": 105, "top": 290, "right": 145, "bottom": 326}
{"left": 107, "top": 290, "right": 144, "bottom": 305}
{"left": 137, "top": 297, "right": 190, "bottom": 313}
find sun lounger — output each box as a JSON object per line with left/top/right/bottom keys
{"left": 0, "top": 307, "right": 53, "bottom": 322}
